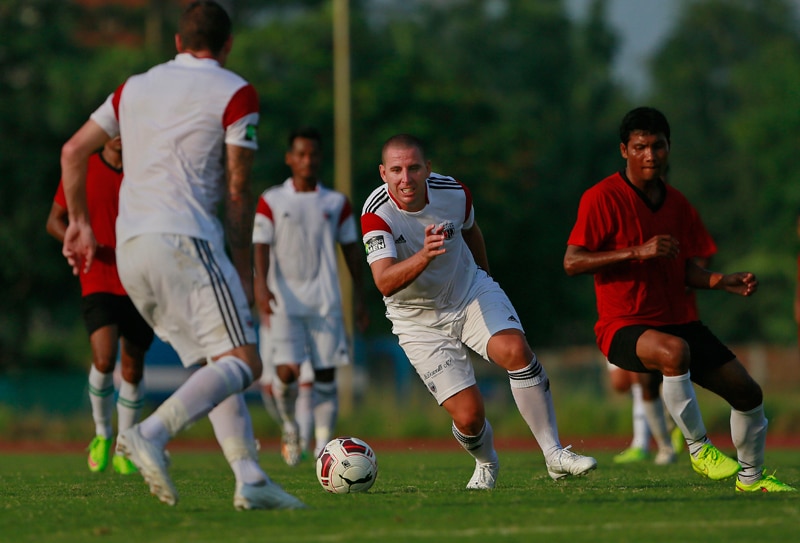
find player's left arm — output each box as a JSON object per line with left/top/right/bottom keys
{"left": 462, "top": 220, "right": 490, "bottom": 274}
{"left": 46, "top": 201, "right": 68, "bottom": 243}
{"left": 685, "top": 259, "right": 758, "bottom": 297}
{"left": 225, "top": 143, "right": 256, "bottom": 305}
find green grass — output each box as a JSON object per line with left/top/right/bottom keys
{"left": 1, "top": 448, "right": 798, "bottom": 543}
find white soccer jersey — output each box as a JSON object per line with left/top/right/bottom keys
{"left": 252, "top": 178, "right": 358, "bottom": 316}
{"left": 360, "top": 173, "right": 477, "bottom": 311}
{"left": 90, "top": 53, "right": 259, "bottom": 247}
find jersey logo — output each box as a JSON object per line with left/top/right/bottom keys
{"left": 245, "top": 124, "right": 257, "bottom": 142}
{"left": 437, "top": 221, "right": 455, "bottom": 240}
{"left": 364, "top": 235, "right": 386, "bottom": 254}
{"left": 395, "top": 235, "right": 407, "bottom": 244}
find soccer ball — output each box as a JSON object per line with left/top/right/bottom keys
{"left": 316, "top": 436, "right": 378, "bottom": 494}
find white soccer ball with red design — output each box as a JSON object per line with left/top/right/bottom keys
{"left": 316, "top": 436, "right": 378, "bottom": 494}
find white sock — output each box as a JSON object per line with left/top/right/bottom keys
{"left": 661, "top": 373, "right": 709, "bottom": 456}
{"left": 452, "top": 419, "right": 498, "bottom": 465}
{"left": 140, "top": 356, "right": 253, "bottom": 449}
{"left": 642, "top": 397, "right": 671, "bottom": 450}
{"left": 296, "top": 383, "right": 314, "bottom": 453}
{"left": 312, "top": 380, "right": 338, "bottom": 456}
{"left": 259, "top": 383, "right": 282, "bottom": 426}
{"left": 272, "top": 377, "right": 299, "bottom": 435}
{"left": 731, "top": 404, "right": 768, "bottom": 484}
{"left": 209, "top": 393, "right": 267, "bottom": 486}
{"left": 629, "top": 383, "right": 651, "bottom": 451}
{"left": 88, "top": 365, "right": 114, "bottom": 438}
{"left": 508, "top": 355, "right": 562, "bottom": 461}
{"left": 116, "top": 379, "right": 144, "bottom": 436}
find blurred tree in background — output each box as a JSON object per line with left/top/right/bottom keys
{"left": 1, "top": 0, "right": 799, "bottom": 372}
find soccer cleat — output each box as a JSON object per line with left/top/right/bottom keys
{"left": 654, "top": 446, "right": 677, "bottom": 466}
{"left": 690, "top": 443, "right": 740, "bottom": 480}
{"left": 613, "top": 446, "right": 648, "bottom": 464}
{"left": 233, "top": 480, "right": 308, "bottom": 510}
{"left": 736, "top": 471, "right": 796, "bottom": 493}
{"left": 281, "top": 429, "right": 302, "bottom": 467}
{"left": 117, "top": 425, "right": 178, "bottom": 506}
{"left": 671, "top": 426, "right": 685, "bottom": 455}
{"left": 87, "top": 436, "right": 112, "bottom": 473}
{"left": 466, "top": 461, "right": 499, "bottom": 490}
{"left": 112, "top": 454, "right": 138, "bottom": 475}
{"left": 547, "top": 446, "right": 597, "bottom": 480}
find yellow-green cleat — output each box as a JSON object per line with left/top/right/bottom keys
{"left": 736, "top": 471, "right": 796, "bottom": 493}
{"left": 112, "top": 454, "right": 139, "bottom": 475}
{"left": 613, "top": 446, "right": 648, "bottom": 464}
{"left": 690, "top": 443, "right": 740, "bottom": 480}
{"left": 87, "top": 436, "right": 112, "bottom": 473}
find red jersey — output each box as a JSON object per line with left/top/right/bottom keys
{"left": 567, "top": 171, "right": 714, "bottom": 356}
{"left": 54, "top": 151, "right": 126, "bottom": 296}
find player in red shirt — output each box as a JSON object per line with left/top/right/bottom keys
{"left": 565, "top": 107, "right": 794, "bottom": 492}
{"left": 46, "top": 136, "right": 153, "bottom": 475}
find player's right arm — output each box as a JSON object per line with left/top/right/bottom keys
{"left": 61, "top": 119, "right": 110, "bottom": 275}
{"left": 369, "top": 224, "right": 446, "bottom": 297}
{"left": 563, "top": 235, "right": 680, "bottom": 276}
{"left": 253, "top": 241, "right": 274, "bottom": 327}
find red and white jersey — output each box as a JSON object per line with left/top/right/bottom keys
{"left": 90, "top": 53, "right": 259, "bottom": 247}
{"left": 54, "top": 151, "right": 126, "bottom": 297}
{"left": 361, "top": 173, "right": 476, "bottom": 311}
{"left": 253, "top": 178, "right": 358, "bottom": 316}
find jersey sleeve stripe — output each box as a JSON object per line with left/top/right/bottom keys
{"left": 361, "top": 212, "right": 392, "bottom": 235}
{"left": 338, "top": 198, "right": 353, "bottom": 227}
{"left": 112, "top": 82, "right": 125, "bottom": 120}
{"left": 255, "top": 195, "right": 273, "bottom": 220}
{"left": 222, "top": 84, "right": 259, "bottom": 128}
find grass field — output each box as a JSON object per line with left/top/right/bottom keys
{"left": 1, "top": 445, "right": 798, "bottom": 543}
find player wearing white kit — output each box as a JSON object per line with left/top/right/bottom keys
{"left": 60, "top": 1, "right": 304, "bottom": 510}
{"left": 361, "top": 134, "right": 596, "bottom": 489}
{"left": 253, "top": 127, "right": 368, "bottom": 465}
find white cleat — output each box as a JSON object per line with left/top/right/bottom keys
{"left": 466, "top": 461, "right": 499, "bottom": 490}
{"left": 281, "top": 429, "right": 302, "bottom": 467}
{"left": 234, "top": 480, "right": 307, "bottom": 510}
{"left": 654, "top": 446, "right": 677, "bottom": 466}
{"left": 546, "top": 445, "right": 597, "bottom": 481}
{"left": 117, "top": 425, "right": 178, "bottom": 506}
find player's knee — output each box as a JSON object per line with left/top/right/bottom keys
{"left": 487, "top": 332, "right": 533, "bottom": 370}
{"left": 654, "top": 336, "right": 690, "bottom": 375}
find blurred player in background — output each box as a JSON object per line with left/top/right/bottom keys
{"left": 362, "top": 134, "right": 597, "bottom": 490}
{"left": 257, "top": 323, "right": 314, "bottom": 462}
{"left": 253, "top": 127, "right": 368, "bottom": 465}
{"left": 564, "top": 106, "right": 795, "bottom": 492}
{"left": 60, "top": 1, "right": 304, "bottom": 509}
{"left": 46, "top": 136, "right": 153, "bottom": 476}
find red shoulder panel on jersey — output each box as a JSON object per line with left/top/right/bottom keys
{"left": 338, "top": 199, "right": 353, "bottom": 226}
{"left": 361, "top": 213, "right": 392, "bottom": 235}
{"left": 456, "top": 179, "right": 472, "bottom": 222}
{"left": 112, "top": 81, "right": 126, "bottom": 120}
{"left": 255, "top": 195, "right": 273, "bottom": 221}
{"left": 223, "top": 84, "right": 259, "bottom": 128}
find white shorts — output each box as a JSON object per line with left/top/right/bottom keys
{"left": 265, "top": 312, "right": 350, "bottom": 371}
{"left": 258, "top": 323, "right": 314, "bottom": 385}
{"left": 389, "top": 270, "right": 524, "bottom": 404}
{"left": 117, "top": 233, "right": 257, "bottom": 367}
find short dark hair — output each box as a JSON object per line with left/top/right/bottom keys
{"left": 287, "top": 126, "right": 322, "bottom": 150}
{"left": 619, "top": 107, "right": 671, "bottom": 145}
{"left": 381, "top": 134, "right": 426, "bottom": 162}
{"left": 179, "top": 1, "right": 231, "bottom": 56}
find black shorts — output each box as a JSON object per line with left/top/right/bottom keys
{"left": 607, "top": 321, "right": 735, "bottom": 374}
{"left": 81, "top": 293, "right": 154, "bottom": 350}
